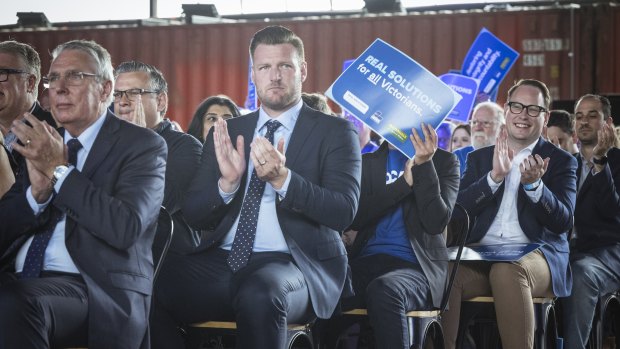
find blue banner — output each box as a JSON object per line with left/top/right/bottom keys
{"left": 244, "top": 57, "right": 257, "bottom": 111}
{"left": 326, "top": 39, "right": 461, "bottom": 159}
{"left": 439, "top": 73, "right": 480, "bottom": 123}
{"left": 461, "top": 28, "right": 519, "bottom": 103}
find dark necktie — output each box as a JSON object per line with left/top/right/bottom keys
{"left": 227, "top": 120, "right": 282, "bottom": 272}
{"left": 20, "top": 138, "right": 83, "bottom": 279}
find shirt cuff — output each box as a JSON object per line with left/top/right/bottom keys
{"left": 487, "top": 172, "right": 502, "bottom": 193}
{"left": 218, "top": 178, "right": 239, "bottom": 204}
{"left": 26, "top": 186, "right": 52, "bottom": 215}
{"left": 524, "top": 181, "right": 544, "bottom": 202}
{"left": 273, "top": 169, "right": 292, "bottom": 199}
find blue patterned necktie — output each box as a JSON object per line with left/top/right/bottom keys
{"left": 20, "top": 138, "right": 82, "bottom": 279}
{"left": 227, "top": 120, "right": 282, "bottom": 272}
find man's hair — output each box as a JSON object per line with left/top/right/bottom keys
{"left": 51, "top": 40, "right": 114, "bottom": 105}
{"left": 187, "top": 95, "right": 241, "bottom": 143}
{"left": 507, "top": 79, "right": 551, "bottom": 110}
{"left": 302, "top": 92, "right": 333, "bottom": 115}
{"left": 115, "top": 61, "right": 169, "bottom": 115}
{"left": 0, "top": 40, "right": 41, "bottom": 98}
{"left": 575, "top": 94, "right": 611, "bottom": 120}
{"left": 547, "top": 109, "right": 575, "bottom": 135}
{"left": 249, "top": 25, "right": 305, "bottom": 63}
{"left": 472, "top": 101, "right": 505, "bottom": 125}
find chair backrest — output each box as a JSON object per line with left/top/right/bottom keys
{"left": 440, "top": 202, "right": 470, "bottom": 315}
{"left": 153, "top": 206, "right": 174, "bottom": 285}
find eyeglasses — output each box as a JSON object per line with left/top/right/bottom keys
{"left": 43, "top": 71, "right": 99, "bottom": 89}
{"left": 0, "top": 68, "right": 30, "bottom": 82}
{"left": 113, "top": 88, "right": 159, "bottom": 102}
{"left": 470, "top": 120, "right": 496, "bottom": 128}
{"left": 507, "top": 101, "right": 547, "bottom": 118}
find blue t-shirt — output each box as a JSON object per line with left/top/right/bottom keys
{"left": 453, "top": 145, "right": 474, "bottom": 178}
{"left": 360, "top": 148, "right": 418, "bottom": 263}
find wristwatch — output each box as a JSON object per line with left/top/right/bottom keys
{"left": 51, "top": 165, "right": 70, "bottom": 186}
{"left": 592, "top": 156, "right": 608, "bottom": 166}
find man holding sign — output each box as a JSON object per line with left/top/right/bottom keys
{"left": 341, "top": 122, "right": 459, "bottom": 348}
{"left": 442, "top": 79, "right": 577, "bottom": 349}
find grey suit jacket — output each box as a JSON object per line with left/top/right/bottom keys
{"left": 348, "top": 142, "right": 460, "bottom": 308}
{"left": 182, "top": 104, "right": 362, "bottom": 319}
{"left": 0, "top": 112, "right": 167, "bottom": 349}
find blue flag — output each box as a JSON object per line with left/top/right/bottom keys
{"left": 461, "top": 28, "right": 519, "bottom": 104}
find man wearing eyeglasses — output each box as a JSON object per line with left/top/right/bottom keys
{"left": 0, "top": 40, "right": 57, "bottom": 178}
{"left": 113, "top": 60, "right": 202, "bottom": 252}
{"left": 453, "top": 101, "right": 504, "bottom": 177}
{"left": 562, "top": 94, "right": 619, "bottom": 349}
{"left": 0, "top": 40, "right": 166, "bottom": 349}
{"left": 442, "top": 79, "right": 577, "bottom": 349}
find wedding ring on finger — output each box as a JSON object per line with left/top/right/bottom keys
{"left": 25, "top": 138, "right": 32, "bottom": 146}
{"left": 259, "top": 160, "right": 267, "bottom": 166}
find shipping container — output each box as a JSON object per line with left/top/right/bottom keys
{"left": 2, "top": 4, "right": 617, "bottom": 129}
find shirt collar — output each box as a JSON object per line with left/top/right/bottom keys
{"left": 257, "top": 99, "right": 302, "bottom": 133}
{"left": 64, "top": 110, "right": 107, "bottom": 154}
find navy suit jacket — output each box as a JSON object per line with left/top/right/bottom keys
{"left": 458, "top": 137, "right": 577, "bottom": 297}
{"left": 182, "top": 104, "right": 362, "bottom": 319}
{"left": 0, "top": 112, "right": 167, "bottom": 349}
{"left": 348, "top": 143, "right": 460, "bottom": 308}
{"left": 573, "top": 147, "right": 620, "bottom": 278}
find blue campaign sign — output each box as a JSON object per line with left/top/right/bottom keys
{"left": 448, "top": 243, "right": 543, "bottom": 262}
{"left": 461, "top": 28, "right": 519, "bottom": 103}
{"left": 326, "top": 39, "right": 461, "bottom": 158}
{"left": 439, "top": 73, "right": 480, "bottom": 123}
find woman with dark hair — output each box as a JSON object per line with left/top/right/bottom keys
{"left": 187, "top": 95, "right": 241, "bottom": 143}
{"left": 450, "top": 123, "right": 471, "bottom": 152}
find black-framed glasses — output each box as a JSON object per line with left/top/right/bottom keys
{"left": 507, "top": 101, "right": 547, "bottom": 117}
{"left": 42, "top": 71, "right": 99, "bottom": 89}
{"left": 113, "top": 88, "right": 159, "bottom": 102}
{"left": 0, "top": 68, "right": 30, "bottom": 82}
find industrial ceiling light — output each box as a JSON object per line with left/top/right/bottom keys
{"left": 363, "top": 0, "right": 403, "bottom": 13}
{"left": 182, "top": 4, "right": 219, "bottom": 24}
{"left": 16, "top": 12, "right": 51, "bottom": 28}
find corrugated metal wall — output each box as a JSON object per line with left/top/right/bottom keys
{"left": 2, "top": 5, "right": 617, "bottom": 129}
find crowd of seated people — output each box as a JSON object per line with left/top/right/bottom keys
{"left": 0, "top": 28, "right": 618, "bottom": 349}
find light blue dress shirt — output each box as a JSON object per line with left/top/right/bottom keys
{"left": 219, "top": 100, "right": 302, "bottom": 253}
{"left": 16, "top": 110, "right": 107, "bottom": 273}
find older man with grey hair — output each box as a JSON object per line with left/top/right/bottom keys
{"left": 0, "top": 40, "right": 166, "bottom": 349}
{"left": 453, "top": 101, "right": 505, "bottom": 176}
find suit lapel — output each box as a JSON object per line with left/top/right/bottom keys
{"left": 82, "top": 112, "right": 119, "bottom": 178}
{"left": 285, "top": 106, "right": 318, "bottom": 167}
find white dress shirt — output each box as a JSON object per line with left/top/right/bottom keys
{"left": 477, "top": 139, "right": 542, "bottom": 245}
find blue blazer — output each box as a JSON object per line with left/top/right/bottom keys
{"left": 182, "top": 104, "right": 362, "bottom": 319}
{"left": 457, "top": 138, "right": 577, "bottom": 297}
